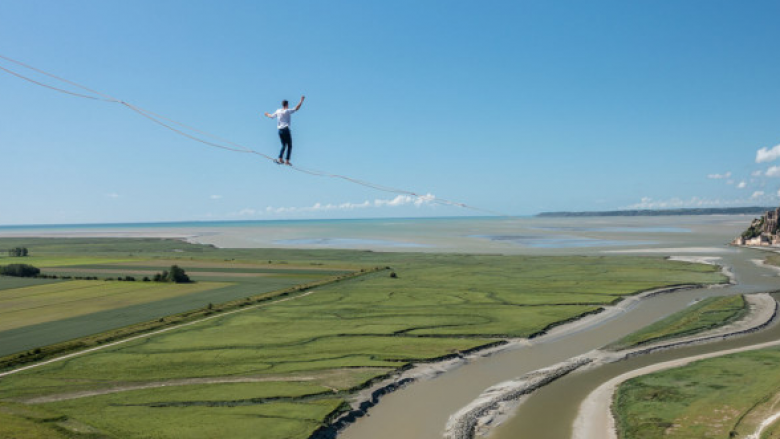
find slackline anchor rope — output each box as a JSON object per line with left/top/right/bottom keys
{"left": 0, "top": 53, "right": 508, "bottom": 217}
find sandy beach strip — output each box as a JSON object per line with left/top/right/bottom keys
{"left": 0, "top": 230, "right": 199, "bottom": 239}
{"left": 753, "top": 258, "right": 780, "bottom": 275}
{"left": 603, "top": 247, "right": 733, "bottom": 254}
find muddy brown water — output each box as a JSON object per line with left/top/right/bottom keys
{"left": 339, "top": 220, "right": 780, "bottom": 439}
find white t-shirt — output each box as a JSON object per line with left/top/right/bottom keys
{"left": 273, "top": 108, "right": 297, "bottom": 129}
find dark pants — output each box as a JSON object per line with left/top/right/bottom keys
{"left": 278, "top": 127, "right": 292, "bottom": 160}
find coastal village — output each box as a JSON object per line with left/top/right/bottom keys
{"left": 732, "top": 206, "right": 780, "bottom": 246}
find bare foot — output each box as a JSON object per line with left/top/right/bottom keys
{"left": 285, "top": 160, "right": 292, "bottom": 166}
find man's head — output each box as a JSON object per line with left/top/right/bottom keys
{"left": 282, "top": 100, "right": 289, "bottom": 108}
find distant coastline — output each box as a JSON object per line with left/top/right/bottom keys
{"left": 536, "top": 207, "right": 773, "bottom": 218}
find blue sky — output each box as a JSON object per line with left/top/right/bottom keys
{"left": 2, "top": 1, "right": 780, "bottom": 225}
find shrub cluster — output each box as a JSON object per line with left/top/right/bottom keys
{"left": 0, "top": 263, "right": 40, "bottom": 277}
{"left": 1, "top": 263, "right": 191, "bottom": 284}
{"left": 37, "top": 274, "right": 99, "bottom": 280}
{"left": 152, "top": 265, "right": 191, "bottom": 283}
{"left": 7, "top": 247, "right": 28, "bottom": 257}
{"left": 742, "top": 217, "right": 764, "bottom": 239}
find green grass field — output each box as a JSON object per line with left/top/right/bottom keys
{"left": 0, "top": 280, "right": 234, "bottom": 332}
{"left": 0, "top": 243, "right": 356, "bottom": 358}
{"left": 0, "top": 275, "right": 61, "bottom": 291}
{"left": 0, "top": 255, "right": 138, "bottom": 267}
{"left": 0, "top": 237, "right": 727, "bottom": 439}
{"left": 615, "top": 348, "right": 780, "bottom": 438}
{"left": 607, "top": 295, "right": 748, "bottom": 351}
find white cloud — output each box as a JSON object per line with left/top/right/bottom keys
{"left": 375, "top": 194, "right": 436, "bottom": 208}
{"left": 230, "top": 194, "right": 438, "bottom": 218}
{"left": 707, "top": 172, "right": 731, "bottom": 179}
{"left": 106, "top": 193, "right": 119, "bottom": 198}
{"left": 623, "top": 194, "right": 778, "bottom": 210}
{"left": 737, "top": 181, "right": 747, "bottom": 189}
{"left": 752, "top": 170, "right": 763, "bottom": 177}
{"left": 625, "top": 197, "right": 723, "bottom": 210}
{"left": 210, "top": 195, "right": 222, "bottom": 200}
{"left": 766, "top": 166, "right": 780, "bottom": 177}
{"left": 756, "top": 144, "right": 780, "bottom": 163}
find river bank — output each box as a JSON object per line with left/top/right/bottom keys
{"left": 573, "top": 293, "right": 779, "bottom": 439}
{"left": 311, "top": 277, "right": 730, "bottom": 439}
{"left": 444, "top": 292, "right": 776, "bottom": 439}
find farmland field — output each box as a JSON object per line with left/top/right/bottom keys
{"left": 0, "top": 280, "right": 233, "bottom": 332}
{"left": 0, "top": 240, "right": 356, "bottom": 357}
{"left": 0, "top": 237, "right": 727, "bottom": 439}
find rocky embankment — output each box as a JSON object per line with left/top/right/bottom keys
{"left": 309, "top": 342, "right": 508, "bottom": 439}
{"left": 443, "top": 356, "right": 592, "bottom": 439}
{"left": 443, "top": 292, "right": 777, "bottom": 439}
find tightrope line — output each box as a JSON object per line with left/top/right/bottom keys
{"left": 0, "top": 53, "right": 507, "bottom": 216}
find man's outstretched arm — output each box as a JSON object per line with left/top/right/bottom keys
{"left": 264, "top": 112, "right": 275, "bottom": 118}
{"left": 294, "top": 96, "right": 305, "bottom": 111}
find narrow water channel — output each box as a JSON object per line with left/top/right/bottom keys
{"left": 340, "top": 243, "right": 779, "bottom": 439}
{"left": 490, "top": 249, "right": 780, "bottom": 439}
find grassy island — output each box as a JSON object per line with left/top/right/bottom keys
{"left": 606, "top": 295, "right": 748, "bottom": 351}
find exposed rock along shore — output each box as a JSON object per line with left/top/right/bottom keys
{"left": 443, "top": 356, "right": 592, "bottom": 439}
{"left": 732, "top": 206, "right": 780, "bottom": 246}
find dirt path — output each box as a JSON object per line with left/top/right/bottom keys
{"left": 0, "top": 290, "right": 317, "bottom": 379}
{"left": 19, "top": 375, "right": 320, "bottom": 404}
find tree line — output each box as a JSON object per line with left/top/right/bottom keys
{"left": 0, "top": 263, "right": 192, "bottom": 283}
{"left": 7, "top": 247, "right": 28, "bottom": 257}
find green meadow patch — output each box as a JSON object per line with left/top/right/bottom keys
{"left": 0, "top": 255, "right": 138, "bottom": 268}
{"left": 0, "top": 246, "right": 358, "bottom": 359}
{"left": 607, "top": 295, "right": 748, "bottom": 351}
{"left": 0, "top": 280, "right": 233, "bottom": 332}
{"left": 615, "top": 348, "right": 780, "bottom": 438}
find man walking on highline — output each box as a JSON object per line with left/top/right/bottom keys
{"left": 264, "top": 96, "right": 305, "bottom": 165}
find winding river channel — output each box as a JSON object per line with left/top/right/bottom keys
{"left": 338, "top": 216, "right": 780, "bottom": 439}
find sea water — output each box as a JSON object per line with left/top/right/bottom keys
{"left": 0, "top": 215, "right": 750, "bottom": 255}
